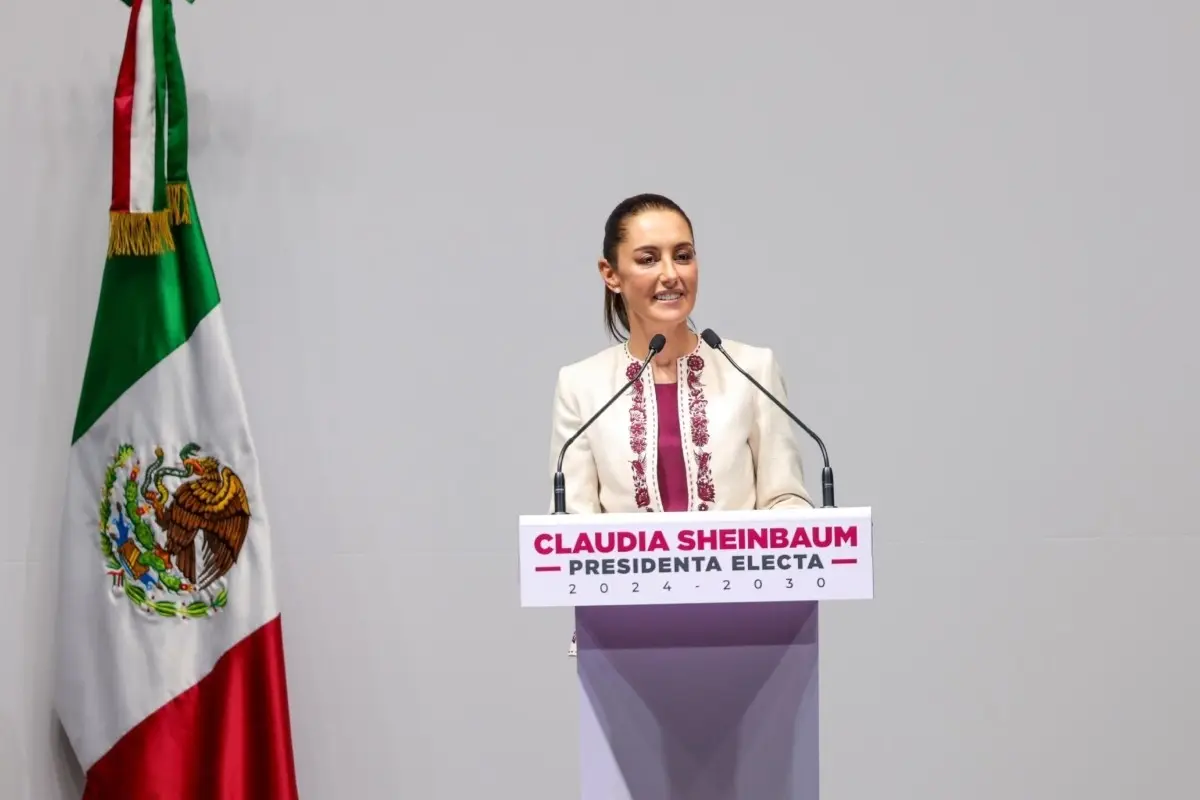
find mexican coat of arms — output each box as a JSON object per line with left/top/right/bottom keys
{"left": 98, "top": 442, "right": 251, "bottom": 619}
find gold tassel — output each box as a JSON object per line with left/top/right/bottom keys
{"left": 167, "top": 182, "right": 192, "bottom": 226}
{"left": 107, "top": 210, "right": 176, "bottom": 257}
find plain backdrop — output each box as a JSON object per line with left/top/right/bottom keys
{"left": 2, "top": 1, "right": 1198, "bottom": 798}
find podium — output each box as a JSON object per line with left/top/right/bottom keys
{"left": 518, "top": 506, "right": 873, "bottom": 800}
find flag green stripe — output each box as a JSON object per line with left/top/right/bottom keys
{"left": 163, "top": 0, "right": 188, "bottom": 183}
{"left": 151, "top": 0, "right": 169, "bottom": 212}
{"left": 72, "top": 181, "right": 219, "bottom": 443}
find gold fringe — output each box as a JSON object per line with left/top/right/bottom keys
{"left": 107, "top": 210, "right": 176, "bottom": 257}
{"left": 167, "top": 182, "right": 192, "bottom": 226}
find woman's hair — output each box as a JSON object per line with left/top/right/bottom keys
{"left": 602, "top": 193, "right": 694, "bottom": 341}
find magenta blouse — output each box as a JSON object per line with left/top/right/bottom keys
{"left": 654, "top": 383, "right": 690, "bottom": 513}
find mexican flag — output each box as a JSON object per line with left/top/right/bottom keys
{"left": 53, "top": 1, "right": 300, "bottom": 797}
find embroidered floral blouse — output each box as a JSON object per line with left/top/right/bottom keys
{"left": 548, "top": 337, "right": 812, "bottom": 514}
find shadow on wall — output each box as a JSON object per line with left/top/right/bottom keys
{"left": 53, "top": 719, "right": 86, "bottom": 795}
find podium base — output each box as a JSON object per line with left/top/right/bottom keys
{"left": 575, "top": 601, "right": 819, "bottom": 800}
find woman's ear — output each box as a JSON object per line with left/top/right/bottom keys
{"left": 598, "top": 258, "right": 621, "bottom": 293}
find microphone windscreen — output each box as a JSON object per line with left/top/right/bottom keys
{"left": 648, "top": 333, "right": 667, "bottom": 353}
{"left": 700, "top": 328, "right": 722, "bottom": 348}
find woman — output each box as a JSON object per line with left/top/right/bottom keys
{"left": 548, "top": 193, "right": 813, "bottom": 515}
{"left": 548, "top": 194, "right": 813, "bottom": 653}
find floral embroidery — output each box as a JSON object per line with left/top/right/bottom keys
{"left": 686, "top": 353, "right": 715, "bottom": 510}
{"left": 626, "top": 361, "right": 651, "bottom": 510}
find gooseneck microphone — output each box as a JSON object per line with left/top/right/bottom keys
{"left": 553, "top": 333, "right": 667, "bottom": 514}
{"left": 700, "top": 328, "right": 836, "bottom": 508}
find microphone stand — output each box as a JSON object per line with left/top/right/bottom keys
{"left": 703, "top": 330, "right": 835, "bottom": 508}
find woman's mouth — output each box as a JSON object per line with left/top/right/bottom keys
{"left": 654, "top": 291, "right": 682, "bottom": 303}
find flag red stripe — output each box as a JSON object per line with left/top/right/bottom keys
{"left": 82, "top": 615, "right": 300, "bottom": 800}
{"left": 110, "top": 0, "right": 143, "bottom": 212}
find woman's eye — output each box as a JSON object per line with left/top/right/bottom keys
{"left": 675, "top": 250, "right": 694, "bottom": 262}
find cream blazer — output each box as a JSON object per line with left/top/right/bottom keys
{"left": 547, "top": 337, "right": 813, "bottom": 514}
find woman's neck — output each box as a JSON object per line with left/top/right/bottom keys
{"left": 627, "top": 323, "right": 697, "bottom": 367}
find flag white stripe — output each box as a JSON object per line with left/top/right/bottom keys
{"left": 53, "top": 307, "right": 280, "bottom": 770}
{"left": 128, "top": 0, "right": 158, "bottom": 214}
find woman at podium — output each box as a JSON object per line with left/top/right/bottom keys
{"left": 547, "top": 192, "right": 813, "bottom": 519}
{"left": 545, "top": 196, "right": 829, "bottom": 792}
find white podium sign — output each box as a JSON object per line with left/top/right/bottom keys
{"left": 518, "top": 506, "right": 872, "bottom": 608}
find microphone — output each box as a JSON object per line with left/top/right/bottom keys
{"left": 700, "top": 328, "right": 836, "bottom": 508}
{"left": 553, "top": 333, "right": 667, "bottom": 514}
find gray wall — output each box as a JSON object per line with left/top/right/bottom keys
{"left": 2, "top": 1, "right": 1197, "bottom": 798}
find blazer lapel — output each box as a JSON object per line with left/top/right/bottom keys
{"left": 619, "top": 344, "right": 659, "bottom": 512}
{"left": 678, "top": 341, "right": 716, "bottom": 511}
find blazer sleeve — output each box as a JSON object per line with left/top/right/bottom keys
{"left": 547, "top": 367, "right": 602, "bottom": 514}
{"left": 748, "top": 349, "right": 814, "bottom": 509}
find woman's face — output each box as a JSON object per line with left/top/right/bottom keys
{"left": 600, "top": 209, "right": 698, "bottom": 332}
